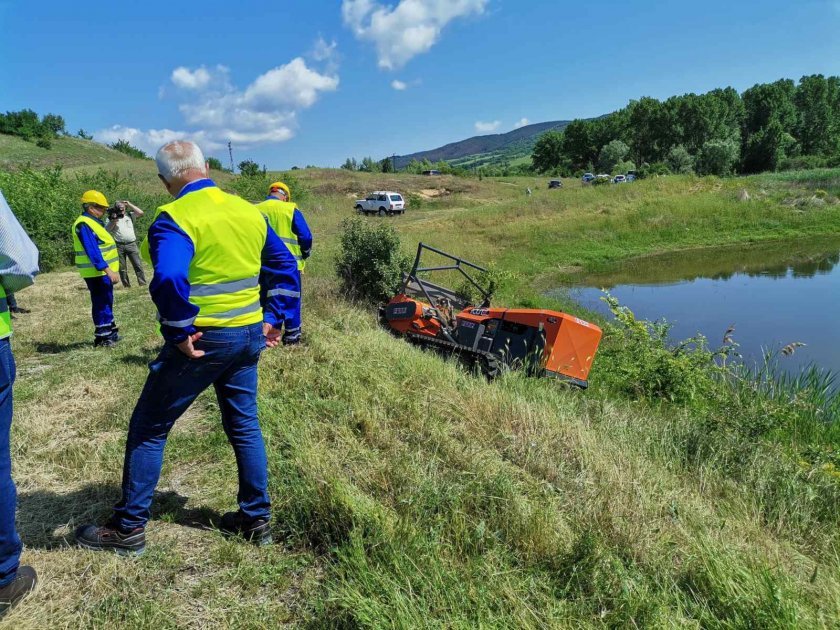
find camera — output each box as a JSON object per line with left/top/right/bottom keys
{"left": 107, "top": 206, "right": 125, "bottom": 220}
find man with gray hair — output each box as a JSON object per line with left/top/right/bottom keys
{"left": 76, "top": 140, "right": 300, "bottom": 554}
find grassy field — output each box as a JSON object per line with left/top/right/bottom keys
{"left": 1, "top": 144, "right": 840, "bottom": 627}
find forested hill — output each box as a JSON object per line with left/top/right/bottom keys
{"left": 393, "top": 120, "right": 572, "bottom": 169}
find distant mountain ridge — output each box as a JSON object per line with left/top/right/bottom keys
{"left": 392, "top": 120, "right": 572, "bottom": 170}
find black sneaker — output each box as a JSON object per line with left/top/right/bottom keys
{"left": 0, "top": 566, "right": 37, "bottom": 617}
{"left": 282, "top": 334, "right": 302, "bottom": 346}
{"left": 218, "top": 511, "right": 272, "bottom": 546}
{"left": 75, "top": 522, "right": 146, "bottom": 556}
{"left": 94, "top": 337, "right": 117, "bottom": 348}
{"left": 9, "top": 307, "right": 29, "bottom": 314}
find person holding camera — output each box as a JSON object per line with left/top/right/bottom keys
{"left": 73, "top": 190, "right": 121, "bottom": 347}
{"left": 106, "top": 200, "right": 146, "bottom": 288}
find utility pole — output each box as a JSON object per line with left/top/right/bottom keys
{"left": 392, "top": 153, "right": 397, "bottom": 173}
{"left": 228, "top": 141, "right": 234, "bottom": 173}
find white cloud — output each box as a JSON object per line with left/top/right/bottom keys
{"left": 95, "top": 51, "right": 338, "bottom": 155}
{"left": 475, "top": 120, "right": 501, "bottom": 133}
{"left": 391, "top": 80, "right": 408, "bottom": 91}
{"left": 171, "top": 66, "right": 212, "bottom": 90}
{"left": 342, "top": 0, "right": 488, "bottom": 69}
{"left": 312, "top": 36, "right": 338, "bottom": 63}
{"left": 513, "top": 117, "right": 530, "bottom": 129}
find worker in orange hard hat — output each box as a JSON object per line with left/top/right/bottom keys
{"left": 72, "top": 191, "right": 121, "bottom": 347}
{"left": 256, "top": 181, "right": 312, "bottom": 345}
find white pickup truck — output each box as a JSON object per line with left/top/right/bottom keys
{"left": 355, "top": 191, "right": 406, "bottom": 216}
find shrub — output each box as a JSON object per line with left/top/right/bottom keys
{"left": 109, "top": 139, "right": 148, "bottom": 159}
{"left": 335, "top": 217, "right": 410, "bottom": 303}
{"left": 667, "top": 145, "right": 695, "bottom": 174}
{"left": 207, "top": 156, "right": 225, "bottom": 171}
{"left": 613, "top": 160, "right": 636, "bottom": 176}
{"left": 597, "top": 140, "right": 630, "bottom": 174}
{"left": 596, "top": 294, "right": 721, "bottom": 405}
{"left": 35, "top": 136, "right": 52, "bottom": 150}
{"left": 696, "top": 139, "right": 739, "bottom": 176}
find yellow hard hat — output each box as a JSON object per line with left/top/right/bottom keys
{"left": 268, "top": 181, "right": 291, "bottom": 201}
{"left": 80, "top": 190, "right": 109, "bottom": 207}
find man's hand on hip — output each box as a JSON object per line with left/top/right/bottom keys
{"left": 263, "top": 323, "right": 282, "bottom": 348}
{"left": 177, "top": 332, "right": 205, "bottom": 358}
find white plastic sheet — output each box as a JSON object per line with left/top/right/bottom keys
{"left": 0, "top": 189, "right": 40, "bottom": 293}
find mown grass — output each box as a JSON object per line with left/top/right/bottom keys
{"left": 1, "top": 159, "right": 839, "bottom": 627}
{"left": 3, "top": 270, "right": 839, "bottom": 628}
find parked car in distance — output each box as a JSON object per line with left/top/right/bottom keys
{"left": 548, "top": 179, "right": 563, "bottom": 189}
{"left": 582, "top": 172, "right": 595, "bottom": 183}
{"left": 613, "top": 175, "right": 627, "bottom": 184}
{"left": 595, "top": 174, "right": 611, "bottom": 181}
{"left": 355, "top": 191, "right": 406, "bottom": 216}
{"left": 422, "top": 170, "right": 441, "bottom": 176}
{"left": 626, "top": 174, "right": 637, "bottom": 182}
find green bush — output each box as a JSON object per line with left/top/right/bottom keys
{"left": 335, "top": 217, "right": 410, "bottom": 303}
{"left": 109, "top": 139, "right": 148, "bottom": 159}
{"left": 667, "top": 145, "right": 695, "bottom": 174}
{"left": 696, "top": 139, "right": 739, "bottom": 176}
{"left": 596, "top": 294, "right": 721, "bottom": 405}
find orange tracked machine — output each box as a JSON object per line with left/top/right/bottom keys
{"left": 380, "top": 244, "right": 603, "bottom": 387}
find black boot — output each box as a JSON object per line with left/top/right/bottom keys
{"left": 75, "top": 522, "right": 146, "bottom": 556}
{"left": 218, "top": 511, "right": 272, "bottom": 546}
{"left": 0, "top": 566, "right": 37, "bottom": 617}
{"left": 282, "top": 327, "right": 302, "bottom": 346}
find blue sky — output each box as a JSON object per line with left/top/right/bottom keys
{"left": 1, "top": 0, "right": 839, "bottom": 169}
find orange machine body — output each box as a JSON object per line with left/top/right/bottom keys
{"left": 384, "top": 294, "right": 603, "bottom": 386}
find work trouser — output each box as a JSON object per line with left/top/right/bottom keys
{"left": 111, "top": 323, "right": 270, "bottom": 529}
{"left": 275, "top": 271, "right": 302, "bottom": 342}
{"left": 84, "top": 276, "right": 117, "bottom": 342}
{"left": 116, "top": 241, "right": 146, "bottom": 287}
{"left": 0, "top": 339, "right": 21, "bottom": 588}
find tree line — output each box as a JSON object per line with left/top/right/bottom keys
{"left": 532, "top": 75, "right": 840, "bottom": 177}
{"left": 0, "top": 109, "right": 66, "bottom": 149}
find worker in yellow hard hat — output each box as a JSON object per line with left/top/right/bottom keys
{"left": 255, "top": 181, "right": 312, "bottom": 345}
{"left": 72, "top": 190, "right": 121, "bottom": 347}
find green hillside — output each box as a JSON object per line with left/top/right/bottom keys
{"left": 1, "top": 155, "right": 840, "bottom": 626}
{"left": 0, "top": 135, "right": 138, "bottom": 170}
{"left": 393, "top": 120, "right": 572, "bottom": 170}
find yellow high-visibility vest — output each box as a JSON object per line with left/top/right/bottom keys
{"left": 141, "top": 185, "right": 267, "bottom": 329}
{"left": 256, "top": 199, "right": 304, "bottom": 271}
{"left": 0, "top": 286, "right": 10, "bottom": 340}
{"left": 72, "top": 215, "right": 120, "bottom": 278}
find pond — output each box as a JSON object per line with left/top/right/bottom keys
{"left": 551, "top": 237, "right": 840, "bottom": 374}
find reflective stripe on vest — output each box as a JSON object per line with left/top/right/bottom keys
{"left": 146, "top": 186, "right": 267, "bottom": 329}
{"left": 72, "top": 215, "right": 120, "bottom": 279}
{"left": 256, "top": 199, "right": 304, "bottom": 271}
{"left": 0, "top": 286, "right": 9, "bottom": 340}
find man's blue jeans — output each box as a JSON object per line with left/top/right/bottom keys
{"left": 0, "top": 339, "right": 21, "bottom": 588}
{"left": 112, "top": 323, "right": 270, "bottom": 530}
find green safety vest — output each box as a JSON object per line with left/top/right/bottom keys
{"left": 0, "top": 286, "right": 9, "bottom": 340}
{"left": 256, "top": 199, "right": 304, "bottom": 271}
{"left": 141, "top": 185, "right": 267, "bottom": 329}
{"left": 72, "top": 214, "right": 120, "bottom": 278}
